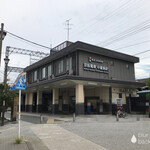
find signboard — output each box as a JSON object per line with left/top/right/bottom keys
{"left": 116, "top": 98, "right": 122, "bottom": 106}
{"left": 10, "top": 85, "right": 15, "bottom": 91}
{"left": 14, "top": 75, "right": 26, "bottom": 139}
{"left": 15, "top": 75, "right": 26, "bottom": 90}
{"left": 83, "top": 63, "right": 108, "bottom": 73}
{"left": 83, "top": 57, "right": 108, "bottom": 74}
{"left": 88, "top": 57, "right": 103, "bottom": 63}
{"left": 112, "top": 98, "right": 122, "bottom": 106}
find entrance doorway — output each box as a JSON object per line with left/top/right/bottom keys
{"left": 85, "top": 97, "right": 100, "bottom": 114}
{"left": 32, "top": 93, "right": 37, "bottom": 112}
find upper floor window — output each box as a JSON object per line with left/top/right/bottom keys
{"left": 58, "top": 60, "right": 63, "bottom": 74}
{"left": 23, "top": 74, "right": 26, "bottom": 80}
{"left": 66, "top": 57, "right": 72, "bottom": 70}
{"left": 48, "top": 65, "right": 52, "bottom": 76}
{"left": 33, "top": 70, "right": 37, "bottom": 81}
{"left": 32, "top": 71, "right": 37, "bottom": 82}
{"left": 42, "top": 67, "right": 46, "bottom": 79}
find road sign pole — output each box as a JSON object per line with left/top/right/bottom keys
{"left": 18, "top": 90, "right": 21, "bottom": 139}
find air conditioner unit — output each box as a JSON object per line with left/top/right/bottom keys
{"left": 66, "top": 69, "right": 73, "bottom": 75}
{"left": 69, "top": 69, "right": 73, "bottom": 75}
{"left": 51, "top": 74, "right": 55, "bottom": 79}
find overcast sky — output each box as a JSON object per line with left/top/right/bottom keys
{"left": 0, "top": 0, "right": 150, "bottom": 84}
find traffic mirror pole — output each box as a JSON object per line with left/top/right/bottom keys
{"left": 18, "top": 90, "right": 21, "bottom": 139}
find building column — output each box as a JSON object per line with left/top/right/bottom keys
{"left": 109, "top": 87, "right": 112, "bottom": 114}
{"left": 37, "top": 90, "right": 42, "bottom": 113}
{"left": 25, "top": 92, "right": 33, "bottom": 112}
{"left": 52, "top": 88, "right": 59, "bottom": 114}
{"left": 76, "top": 84, "right": 84, "bottom": 115}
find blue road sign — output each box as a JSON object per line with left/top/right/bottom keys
{"left": 10, "top": 85, "right": 15, "bottom": 91}
{"left": 15, "top": 75, "right": 26, "bottom": 90}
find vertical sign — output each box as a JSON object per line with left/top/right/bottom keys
{"left": 15, "top": 75, "right": 26, "bottom": 139}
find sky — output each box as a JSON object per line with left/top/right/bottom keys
{"left": 0, "top": 0, "right": 150, "bottom": 84}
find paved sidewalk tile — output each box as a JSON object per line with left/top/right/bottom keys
{"left": 0, "top": 121, "right": 49, "bottom": 150}
{"left": 0, "top": 138, "right": 29, "bottom": 150}
{"left": 31, "top": 124, "right": 108, "bottom": 150}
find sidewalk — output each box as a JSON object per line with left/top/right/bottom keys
{"left": 0, "top": 120, "right": 108, "bottom": 150}
{"left": 30, "top": 124, "right": 108, "bottom": 150}
{"left": 0, "top": 121, "right": 49, "bottom": 150}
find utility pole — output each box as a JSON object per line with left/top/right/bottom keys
{"left": 1, "top": 55, "right": 9, "bottom": 126}
{"left": 0, "top": 23, "right": 6, "bottom": 66}
{"left": 0, "top": 23, "right": 4, "bottom": 66}
{"left": 66, "top": 19, "right": 72, "bottom": 41}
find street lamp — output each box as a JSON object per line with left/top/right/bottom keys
{"left": 0, "top": 23, "right": 7, "bottom": 66}
{"left": 1, "top": 56, "right": 9, "bottom": 126}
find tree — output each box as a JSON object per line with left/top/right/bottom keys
{"left": 146, "top": 78, "right": 150, "bottom": 100}
{"left": 0, "top": 83, "right": 16, "bottom": 117}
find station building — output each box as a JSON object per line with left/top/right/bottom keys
{"left": 24, "top": 41, "right": 143, "bottom": 115}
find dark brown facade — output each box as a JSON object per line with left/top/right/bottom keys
{"left": 24, "top": 41, "right": 143, "bottom": 115}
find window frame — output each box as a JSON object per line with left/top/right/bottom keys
{"left": 41, "top": 67, "right": 46, "bottom": 79}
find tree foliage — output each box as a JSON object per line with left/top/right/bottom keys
{"left": 146, "top": 78, "right": 150, "bottom": 100}
{"left": 0, "top": 83, "right": 16, "bottom": 113}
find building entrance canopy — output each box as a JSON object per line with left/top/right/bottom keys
{"left": 137, "top": 90, "right": 150, "bottom": 95}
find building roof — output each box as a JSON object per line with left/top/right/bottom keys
{"left": 136, "top": 78, "right": 148, "bottom": 83}
{"left": 24, "top": 41, "right": 139, "bottom": 72}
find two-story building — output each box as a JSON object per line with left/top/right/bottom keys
{"left": 24, "top": 41, "right": 143, "bottom": 115}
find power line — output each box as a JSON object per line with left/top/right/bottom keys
{"left": 114, "top": 40, "right": 150, "bottom": 50}
{"left": 7, "top": 34, "right": 50, "bottom": 51}
{"left": 97, "top": 19, "right": 150, "bottom": 46}
{"left": 1, "top": 29, "right": 51, "bottom": 50}
{"left": 71, "top": 0, "right": 131, "bottom": 38}
{"left": 134, "top": 49, "right": 150, "bottom": 56}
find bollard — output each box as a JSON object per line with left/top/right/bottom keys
{"left": 73, "top": 113, "right": 75, "bottom": 122}
{"left": 136, "top": 115, "right": 140, "bottom": 121}
{"left": 116, "top": 113, "right": 119, "bottom": 121}
{"left": 40, "top": 113, "right": 43, "bottom": 124}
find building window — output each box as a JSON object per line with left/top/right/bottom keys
{"left": 23, "top": 74, "right": 26, "bottom": 80}
{"left": 66, "top": 57, "right": 72, "bottom": 70}
{"left": 48, "top": 65, "right": 52, "bottom": 76}
{"left": 58, "top": 60, "right": 63, "bottom": 74}
{"left": 42, "top": 67, "right": 46, "bottom": 79}
{"left": 119, "top": 93, "right": 122, "bottom": 98}
{"left": 33, "top": 70, "right": 37, "bottom": 81}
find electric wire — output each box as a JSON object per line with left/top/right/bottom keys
{"left": 134, "top": 49, "right": 150, "bottom": 56}
{"left": 7, "top": 34, "right": 50, "bottom": 53}
{"left": 97, "top": 19, "right": 150, "bottom": 46}
{"left": 114, "top": 40, "right": 150, "bottom": 50}
{"left": 71, "top": 0, "right": 131, "bottom": 38}
{"left": 0, "top": 29, "right": 51, "bottom": 50}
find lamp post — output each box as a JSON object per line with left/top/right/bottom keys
{"left": 0, "top": 23, "right": 7, "bottom": 66}
{"left": 1, "top": 56, "right": 9, "bottom": 126}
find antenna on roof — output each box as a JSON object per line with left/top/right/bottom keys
{"left": 65, "top": 19, "right": 72, "bottom": 41}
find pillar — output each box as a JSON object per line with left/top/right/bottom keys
{"left": 25, "top": 92, "right": 33, "bottom": 112}
{"left": 76, "top": 84, "right": 84, "bottom": 115}
{"left": 37, "top": 90, "right": 42, "bottom": 113}
{"left": 12, "top": 97, "right": 18, "bottom": 121}
{"left": 52, "top": 88, "right": 59, "bottom": 114}
{"left": 109, "top": 87, "right": 112, "bottom": 114}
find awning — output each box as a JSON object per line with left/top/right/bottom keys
{"left": 137, "top": 90, "right": 150, "bottom": 95}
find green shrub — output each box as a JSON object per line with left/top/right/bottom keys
{"left": 15, "top": 137, "right": 22, "bottom": 144}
